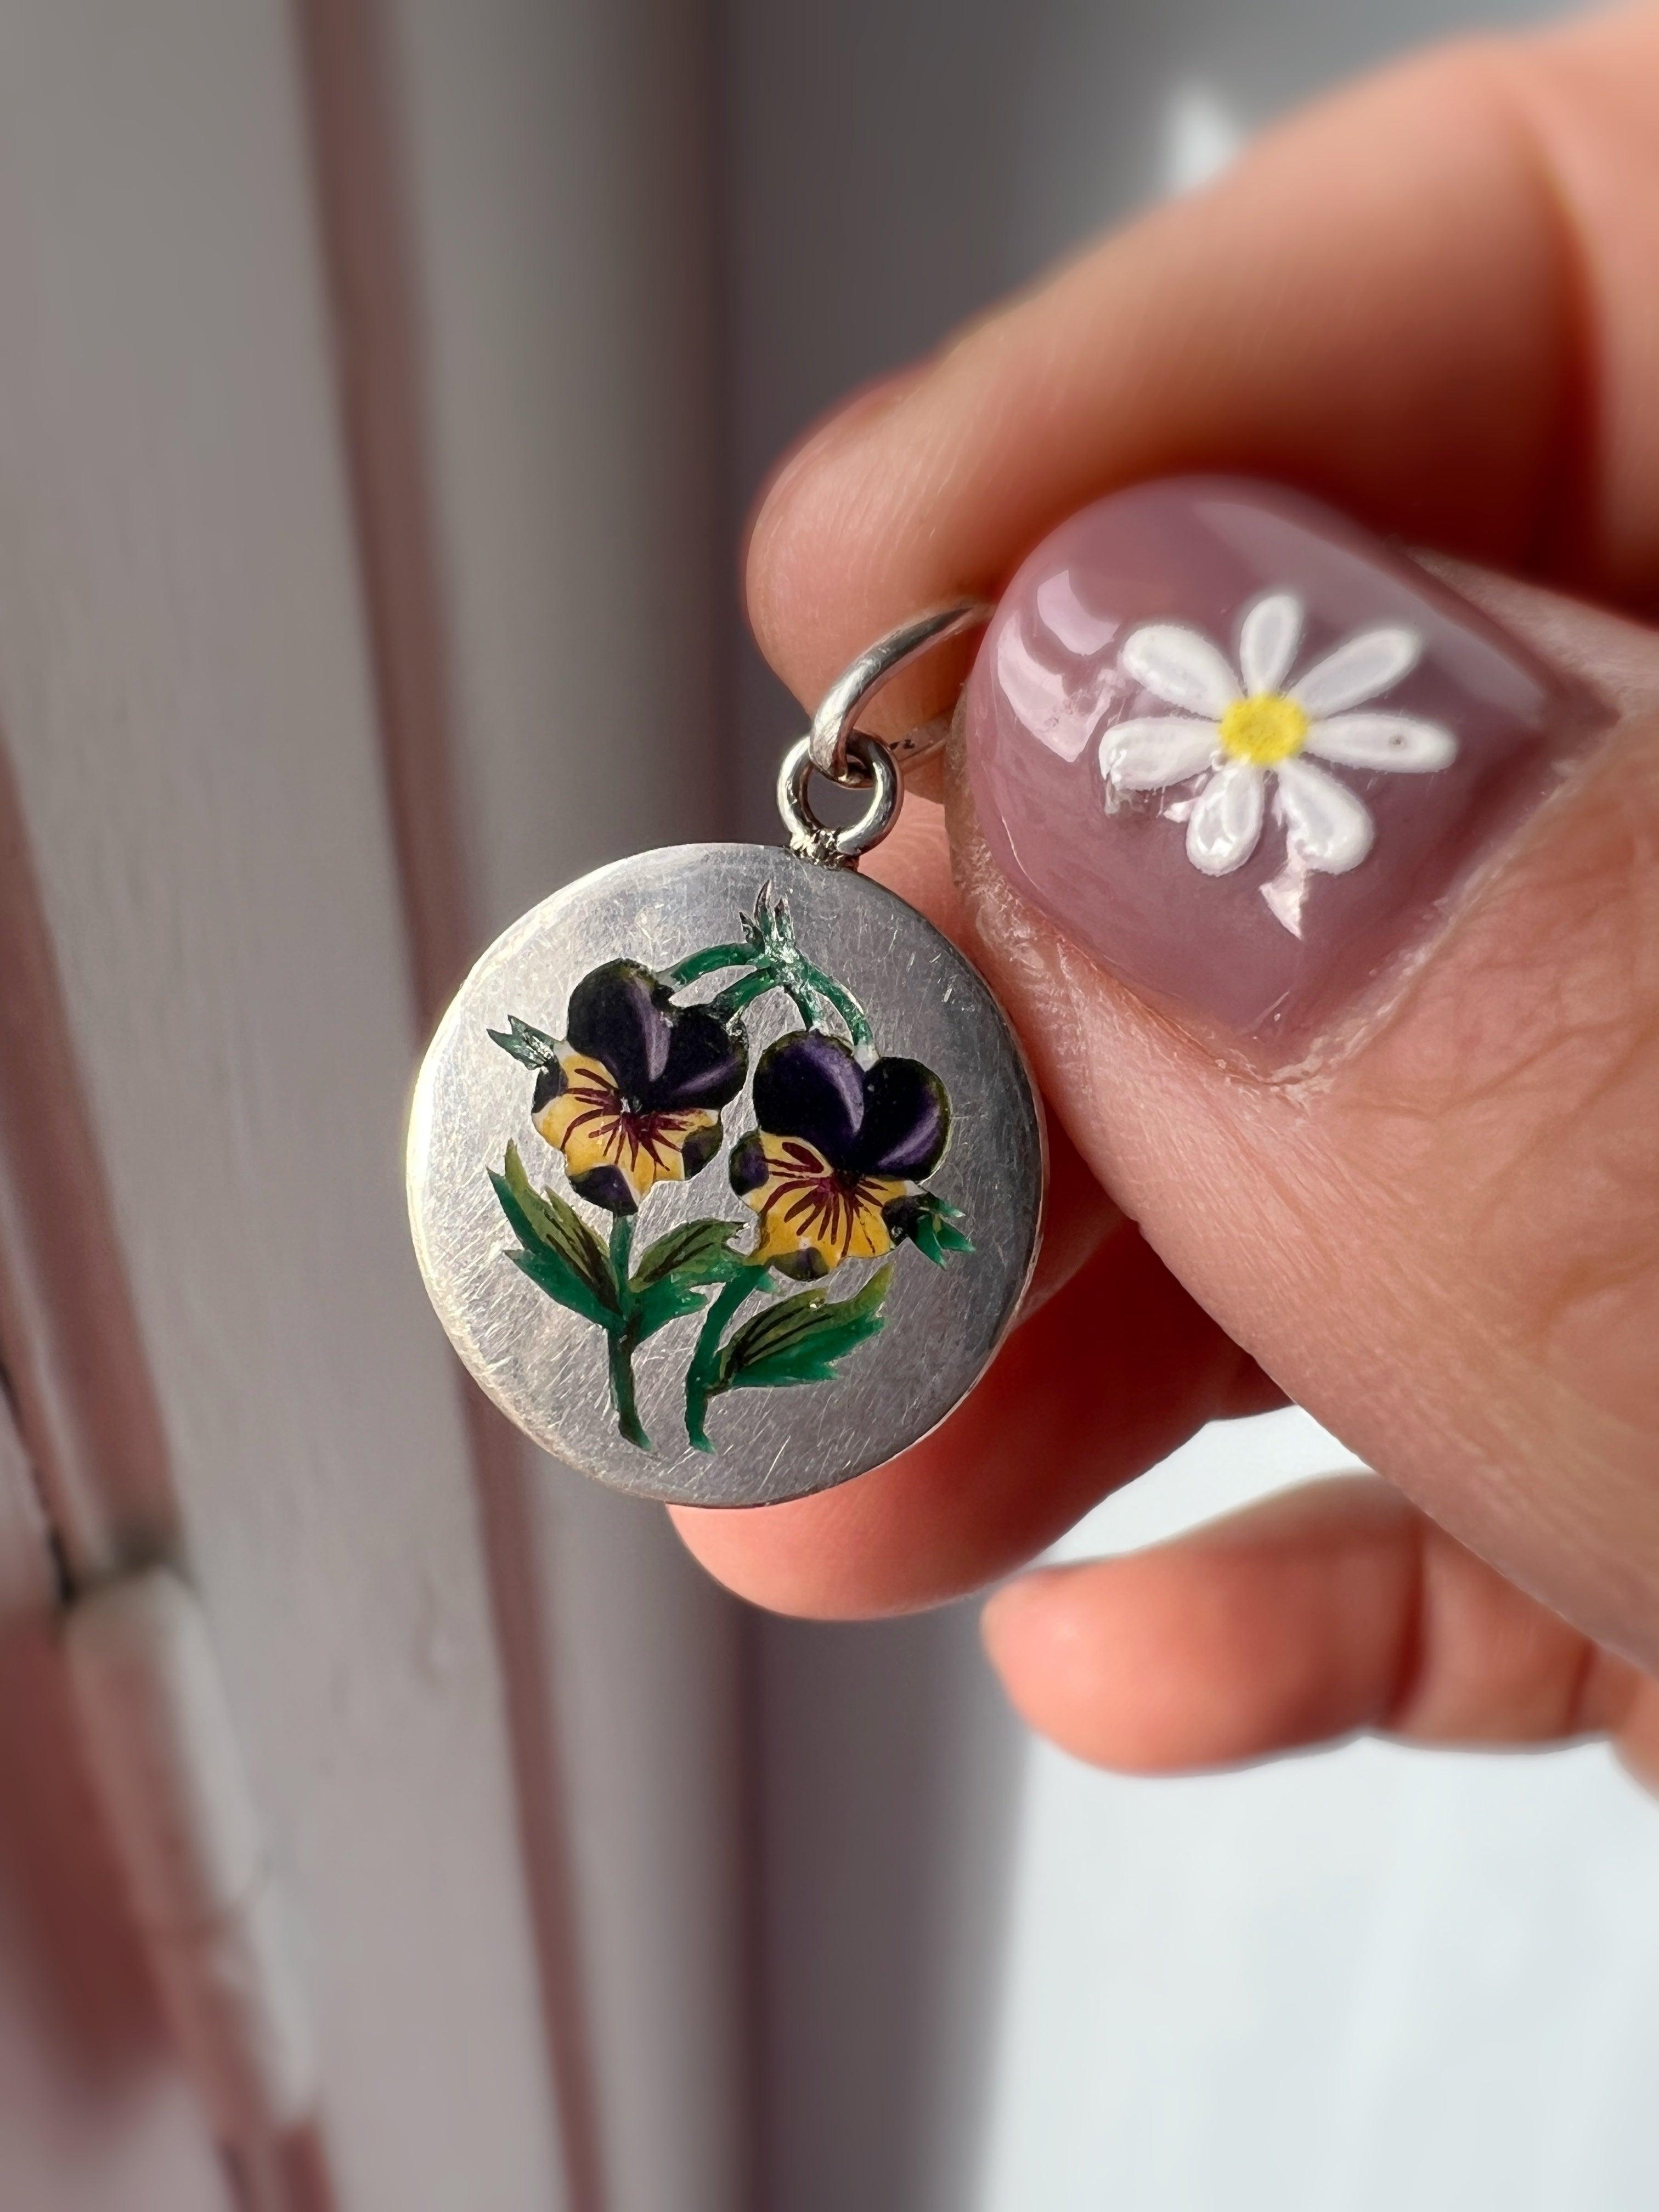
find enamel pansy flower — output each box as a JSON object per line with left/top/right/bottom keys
{"left": 729, "top": 1031, "right": 952, "bottom": 1280}
{"left": 523, "top": 960, "right": 747, "bottom": 1212}
{"left": 1102, "top": 591, "right": 1457, "bottom": 888}
{"left": 483, "top": 894, "right": 978, "bottom": 1465}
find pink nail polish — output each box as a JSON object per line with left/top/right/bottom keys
{"left": 966, "top": 477, "right": 1605, "bottom": 1062}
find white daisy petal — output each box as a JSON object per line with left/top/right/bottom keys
{"left": 1305, "top": 712, "right": 1457, "bottom": 773}
{"left": 995, "top": 616, "right": 1099, "bottom": 762}
{"left": 1274, "top": 757, "right": 1374, "bottom": 873}
{"left": 1260, "top": 864, "right": 1311, "bottom": 938}
{"left": 1100, "top": 716, "right": 1218, "bottom": 789}
{"left": 1185, "top": 761, "right": 1265, "bottom": 874}
{"left": 1034, "top": 569, "right": 1119, "bottom": 655}
{"left": 1290, "top": 625, "right": 1420, "bottom": 715}
{"left": 1238, "top": 592, "right": 1302, "bottom": 695}
{"left": 1120, "top": 623, "right": 1240, "bottom": 717}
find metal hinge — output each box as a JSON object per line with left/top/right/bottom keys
{"left": 63, "top": 1566, "right": 320, "bottom": 2183}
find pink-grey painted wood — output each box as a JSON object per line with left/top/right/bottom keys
{"left": 382, "top": 4, "right": 754, "bottom": 2206}
{"left": 0, "top": 1389, "right": 230, "bottom": 2209}
{"left": 0, "top": 2, "right": 576, "bottom": 2203}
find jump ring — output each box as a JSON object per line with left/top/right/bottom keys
{"left": 777, "top": 732, "right": 901, "bottom": 869}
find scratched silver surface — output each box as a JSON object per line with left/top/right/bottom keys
{"left": 406, "top": 844, "right": 1042, "bottom": 1506}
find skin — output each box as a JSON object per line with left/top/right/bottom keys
{"left": 671, "top": 4, "right": 1659, "bottom": 1793}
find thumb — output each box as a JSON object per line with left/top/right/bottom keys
{"left": 955, "top": 479, "right": 1659, "bottom": 1667}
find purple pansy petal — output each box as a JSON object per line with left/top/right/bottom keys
{"left": 881, "top": 1194, "right": 923, "bottom": 1243}
{"left": 678, "top": 1121, "right": 724, "bottom": 1180}
{"left": 531, "top": 1060, "right": 567, "bottom": 1118}
{"left": 751, "top": 1032, "right": 866, "bottom": 1167}
{"left": 749, "top": 1030, "right": 953, "bottom": 1181}
{"left": 562, "top": 958, "right": 746, "bottom": 1118}
{"left": 658, "top": 1004, "right": 748, "bottom": 1111}
{"left": 854, "top": 1058, "right": 950, "bottom": 1178}
{"left": 568, "top": 1160, "right": 637, "bottom": 1214}
{"left": 566, "top": 961, "right": 674, "bottom": 1101}
{"left": 728, "top": 1130, "right": 769, "bottom": 1195}
{"left": 770, "top": 1246, "right": 831, "bottom": 1283}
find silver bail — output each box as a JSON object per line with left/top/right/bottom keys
{"left": 806, "top": 599, "right": 991, "bottom": 782}
{"left": 779, "top": 599, "right": 991, "bottom": 867}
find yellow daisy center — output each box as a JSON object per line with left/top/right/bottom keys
{"left": 1218, "top": 692, "right": 1309, "bottom": 767}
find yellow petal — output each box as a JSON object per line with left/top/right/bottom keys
{"left": 746, "top": 1133, "right": 902, "bottom": 1273}
{"left": 845, "top": 1181, "right": 904, "bottom": 1260}
{"left": 533, "top": 1050, "right": 717, "bottom": 1204}
{"left": 628, "top": 1107, "right": 719, "bottom": 1195}
{"left": 738, "top": 1133, "right": 831, "bottom": 1215}
{"left": 533, "top": 1050, "right": 627, "bottom": 1169}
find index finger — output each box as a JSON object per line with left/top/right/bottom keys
{"left": 747, "top": 6, "right": 1659, "bottom": 718}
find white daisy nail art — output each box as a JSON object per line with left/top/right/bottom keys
{"left": 1098, "top": 592, "right": 1457, "bottom": 919}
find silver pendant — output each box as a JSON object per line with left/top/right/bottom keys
{"left": 406, "top": 610, "right": 1042, "bottom": 1506}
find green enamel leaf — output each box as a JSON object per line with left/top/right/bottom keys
{"left": 629, "top": 1219, "right": 746, "bottom": 1340}
{"left": 493, "top": 1143, "right": 618, "bottom": 1311}
{"left": 502, "top": 1143, "right": 614, "bottom": 1294}
{"left": 905, "top": 1191, "right": 974, "bottom": 1267}
{"left": 631, "top": 1273, "right": 719, "bottom": 1338}
{"left": 630, "top": 1217, "right": 745, "bottom": 1291}
{"left": 489, "top": 1015, "right": 559, "bottom": 1068}
{"left": 718, "top": 1263, "right": 891, "bottom": 1392}
{"left": 504, "top": 1244, "right": 619, "bottom": 1331}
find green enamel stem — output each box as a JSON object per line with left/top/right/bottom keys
{"left": 703, "top": 958, "right": 867, "bottom": 1046}
{"left": 779, "top": 976, "right": 825, "bottom": 1030}
{"left": 706, "top": 968, "right": 777, "bottom": 1025}
{"left": 684, "top": 1265, "right": 766, "bottom": 1453}
{"left": 666, "top": 943, "right": 755, "bottom": 986}
{"left": 794, "top": 961, "right": 872, "bottom": 1052}
{"left": 608, "top": 1212, "right": 634, "bottom": 1293}
{"left": 606, "top": 1216, "right": 648, "bottom": 1450}
{"left": 607, "top": 1328, "right": 647, "bottom": 1451}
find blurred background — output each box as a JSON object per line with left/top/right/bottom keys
{"left": 0, "top": 2, "right": 1651, "bottom": 2210}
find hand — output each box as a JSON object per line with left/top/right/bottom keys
{"left": 672, "top": 6, "right": 1659, "bottom": 1793}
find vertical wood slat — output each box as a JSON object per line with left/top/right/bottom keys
{"left": 378, "top": 4, "right": 757, "bottom": 2208}
{"left": 289, "top": 0, "right": 470, "bottom": 1017}
{"left": 0, "top": 1379, "right": 232, "bottom": 2209}
{"left": 0, "top": 612, "right": 318, "bottom": 2211}
{"left": 291, "top": 7, "right": 610, "bottom": 2208}
{"left": 0, "top": 733, "right": 176, "bottom": 1581}
{"left": 0, "top": 2, "right": 750, "bottom": 2203}
{"left": 0, "top": 3, "right": 572, "bottom": 2204}
{"left": 0, "top": 96, "right": 325, "bottom": 2212}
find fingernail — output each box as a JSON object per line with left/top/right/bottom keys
{"left": 966, "top": 477, "right": 1606, "bottom": 1063}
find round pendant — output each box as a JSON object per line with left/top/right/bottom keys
{"left": 407, "top": 842, "right": 1042, "bottom": 1506}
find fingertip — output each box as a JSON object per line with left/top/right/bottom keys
{"left": 1610, "top": 1675, "right": 1659, "bottom": 1799}
{"left": 667, "top": 1489, "right": 890, "bottom": 1621}
{"left": 980, "top": 1561, "right": 1077, "bottom": 1661}
{"left": 980, "top": 1554, "right": 1216, "bottom": 1773}
{"left": 979, "top": 1483, "right": 1419, "bottom": 1773}
{"left": 744, "top": 364, "right": 928, "bottom": 695}
{"left": 860, "top": 794, "right": 963, "bottom": 934}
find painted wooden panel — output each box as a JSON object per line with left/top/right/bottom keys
{"left": 0, "top": 1398, "right": 228, "bottom": 2209}
{"left": 382, "top": 5, "right": 753, "bottom": 2207}
{"left": 0, "top": 4, "right": 570, "bottom": 2203}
